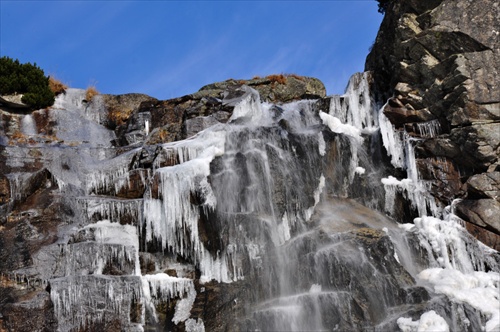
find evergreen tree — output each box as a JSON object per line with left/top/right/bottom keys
{"left": 0, "top": 56, "right": 55, "bottom": 109}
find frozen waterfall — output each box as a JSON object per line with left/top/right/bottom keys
{"left": 3, "top": 79, "right": 498, "bottom": 331}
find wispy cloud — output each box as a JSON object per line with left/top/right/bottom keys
{"left": 132, "top": 34, "right": 232, "bottom": 98}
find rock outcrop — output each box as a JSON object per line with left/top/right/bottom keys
{"left": 115, "top": 75, "right": 326, "bottom": 146}
{"left": 366, "top": 0, "right": 500, "bottom": 247}
{"left": 199, "top": 74, "right": 326, "bottom": 103}
{"left": 0, "top": 95, "right": 30, "bottom": 110}
{"left": 102, "top": 93, "right": 157, "bottom": 130}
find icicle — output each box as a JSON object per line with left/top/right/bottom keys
{"left": 142, "top": 136, "right": 232, "bottom": 283}
{"left": 142, "top": 274, "right": 196, "bottom": 324}
{"left": 79, "top": 197, "right": 143, "bottom": 225}
{"left": 378, "top": 110, "right": 406, "bottom": 168}
{"left": 328, "top": 72, "right": 377, "bottom": 131}
{"left": 318, "top": 132, "right": 326, "bottom": 156}
{"left": 305, "top": 175, "right": 325, "bottom": 221}
{"left": 59, "top": 242, "right": 138, "bottom": 277}
{"left": 416, "top": 119, "right": 441, "bottom": 138}
{"left": 378, "top": 109, "right": 441, "bottom": 217}
{"left": 86, "top": 163, "right": 131, "bottom": 196}
{"left": 50, "top": 275, "right": 144, "bottom": 331}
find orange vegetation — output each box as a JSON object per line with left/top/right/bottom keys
{"left": 85, "top": 85, "right": 99, "bottom": 101}
{"left": 108, "top": 108, "right": 134, "bottom": 128}
{"left": 266, "top": 73, "right": 305, "bottom": 84}
{"left": 267, "top": 74, "right": 287, "bottom": 85}
{"left": 48, "top": 76, "right": 68, "bottom": 95}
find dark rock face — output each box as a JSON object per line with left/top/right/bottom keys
{"left": 0, "top": 158, "right": 64, "bottom": 330}
{"left": 0, "top": 174, "right": 10, "bottom": 205}
{"left": 102, "top": 93, "right": 157, "bottom": 130}
{"left": 115, "top": 75, "right": 326, "bottom": 146}
{"left": 0, "top": 291, "right": 57, "bottom": 332}
{"left": 366, "top": 0, "right": 500, "bottom": 246}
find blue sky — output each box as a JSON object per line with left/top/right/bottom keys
{"left": 1, "top": 1, "right": 382, "bottom": 99}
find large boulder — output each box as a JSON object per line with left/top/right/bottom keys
{"left": 0, "top": 95, "right": 30, "bottom": 110}
{"left": 466, "top": 172, "right": 500, "bottom": 201}
{"left": 455, "top": 199, "right": 500, "bottom": 233}
{"left": 199, "top": 74, "right": 326, "bottom": 103}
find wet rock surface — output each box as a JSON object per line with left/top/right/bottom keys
{"left": 1, "top": 77, "right": 499, "bottom": 331}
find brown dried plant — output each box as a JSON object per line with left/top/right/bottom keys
{"left": 9, "top": 131, "right": 28, "bottom": 145}
{"left": 267, "top": 74, "right": 287, "bottom": 85}
{"left": 85, "top": 85, "right": 100, "bottom": 101}
{"left": 285, "top": 73, "right": 305, "bottom": 81}
{"left": 48, "top": 76, "right": 68, "bottom": 95}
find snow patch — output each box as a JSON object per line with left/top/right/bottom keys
{"left": 397, "top": 310, "right": 449, "bottom": 332}
{"left": 418, "top": 268, "right": 500, "bottom": 332}
{"left": 319, "top": 111, "right": 362, "bottom": 142}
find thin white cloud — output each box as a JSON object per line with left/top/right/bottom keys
{"left": 132, "top": 34, "right": 232, "bottom": 98}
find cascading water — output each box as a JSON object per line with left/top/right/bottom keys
{"left": 20, "top": 114, "right": 37, "bottom": 136}
{"left": 2, "top": 76, "right": 499, "bottom": 332}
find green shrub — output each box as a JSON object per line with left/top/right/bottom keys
{"left": 0, "top": 56, "right": 55, "bottom": 109}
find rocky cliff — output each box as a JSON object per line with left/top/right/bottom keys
{"left": 366, "top": 0, "right": 500, "bottom": 248}
{"left": 0, "top": 1, "right": 499, "bottom": 332}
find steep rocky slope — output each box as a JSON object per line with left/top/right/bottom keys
{"left": 0, "top": 1, "right": 499, "bottom": 331}
{"left": 366, "top": 0, "right": 500, "bottom": 248}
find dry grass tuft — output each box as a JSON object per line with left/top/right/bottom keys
{"left": 48, "top": 76, "right": 68, "bottom": 95}
{"left": 267, "top": 74, "right": 287, "bottom": 85}
{"left": 9, "top": 131, "right": 34, "bottom": 145}
{"left": 265, "top": 73, "right": 304, "bottom": 84}
{"left": 85, "top": 85, "right": 100, "bottom": 101}
{"left": 108, "top": 108, "right": 134, "bottom": 128}
{"left": 11, "top": 131, "right": 27, "bottom": 140}
{"left": 157, "top": 128, "right": 169, "bottom": 141}
{"left": 285, "top": 73, "right": 305, "bottom": 81}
